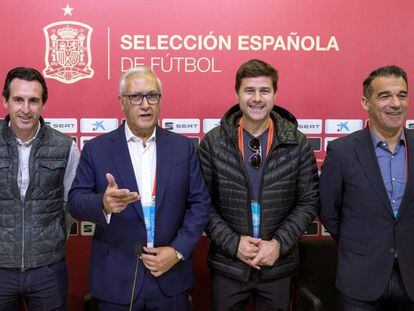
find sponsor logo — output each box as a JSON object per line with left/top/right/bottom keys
{"left": 203, "top": 118, "right": 221, "bottom": 133}
{"left": 80, "top": 136, "right": 96, "bottom": 150}
{"left": 298, "top": 119, "right": 322, "bottom": 134}
{"left": 306, "top": 137, "right": 322, "bottom": 152}
{"left": 321, "top": 225, "right": 331, "bottom": 237}
{"left": 44, "top": 118, "right": 77, "bottom": 133}
{"left": 92, "top": 120, "right": 105, "bottom": 131}
{"left": 43, "top": 18, "right": 94, "bottom": 84}
{"left": 162, "top": 119, "right": 200, "bottom": 134}
{"left": 406, "top": 120, "right": 414, "bottom": 129}
{"left": 69, "top": 221, "right": 78, "bottom": 236}
{"left": 338, "top": 121, "right": 350, "bottom": 131}
{"left": 325, "top": 119, "right": 362, "bottom": 134}
{"left": 303, "top": 221, "right": 319, "bottom": 236}
{"left": 80, "top": 221, "right": 95, "bottom": 236}
{"left": 80, "top": 118, "right": 118, "bottom": 133}
{"left": 324, "top": 137, "right": 338, "bottom": 151}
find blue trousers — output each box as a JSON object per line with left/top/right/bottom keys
{"left": 0, "top": 260, "right": 67, "bottom": 311}
{"left": 97, "top": 270, "right": 190, "bottom": 311}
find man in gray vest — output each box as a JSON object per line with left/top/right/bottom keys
{"left": 0, "top": 67, "right": 80, "bottom": 310}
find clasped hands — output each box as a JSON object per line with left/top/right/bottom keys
{"left": 236, "top": 236, "right": 280, "bottom": 270}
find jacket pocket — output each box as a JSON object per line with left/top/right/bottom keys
{"left": 339, "top": 237, "right": 366, "bottom": 255}
{"left": 0, "top": 160, "right": 10, "bottom": 187}
{"left": 34, "top": 159, "right": 66, "bottom": 187}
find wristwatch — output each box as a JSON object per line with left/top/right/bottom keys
{"left": 175, "top": 250, "right": 184, "bottom": 261}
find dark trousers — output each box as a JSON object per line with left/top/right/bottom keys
{"left": 211, "top": 270, "right": 291, "bottom": 311}
{"left": 97, "top": 270, "right": 190, "bottom": 311}
{"left": 0, "top": 260, "right": 67, "bottom": 311}
{"left": 337, "top": 259, "right": 414, "bottom": 311}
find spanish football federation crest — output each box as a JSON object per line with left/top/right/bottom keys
{"left": 43, "top": 21, "right": 94, "bottom": 84}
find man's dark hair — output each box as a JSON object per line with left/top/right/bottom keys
{"left": 363, "top": 65, "right": 408, "bottom": 98}
{"left": 2, "top": 67, "right": 48, "bottom": 103}
{"left": 235, "top": 59, "right": 278, "bottom": 93}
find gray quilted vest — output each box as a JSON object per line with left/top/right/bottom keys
{"left": 0, "top": 116, "right": 72, "bottom": 269}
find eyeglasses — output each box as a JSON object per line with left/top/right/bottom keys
{"left": 248, "top": 137, "right": 262, "bottom": 169}
{"left": 122, "top": 93, "right": 161, "bottom": 105}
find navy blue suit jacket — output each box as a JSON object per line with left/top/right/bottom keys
{"left": 68, "top": 124, "right": 210, "bottom": 304}
{"left": 319, "top": 127, "right": 414, "bottom": 301}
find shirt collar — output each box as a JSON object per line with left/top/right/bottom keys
{"left": 12, "top": 121, "right": 41, "bottom": 147}
{"left": 370, "top": 128, "right": 405, "bottom": 148}
{"left": 124, "top": 122, "right": 157, "bottom": 144}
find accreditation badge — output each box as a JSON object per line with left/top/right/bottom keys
{"left": 251, "top": 200, "right": 260, "bottom": 238}
{"left": 142, "top": 196, "right": 156, "bottom": 248}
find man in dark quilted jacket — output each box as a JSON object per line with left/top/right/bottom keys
{"left": 199, "top": 59, "right": 319, "bottom": 311}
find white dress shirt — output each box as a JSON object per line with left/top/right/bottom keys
{"left": 105, "top": 123, "right": 156, "bottom": 223}
{"left": 125, "top": 123, "right": 157, "bottom": 206}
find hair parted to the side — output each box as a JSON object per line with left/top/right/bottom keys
{"left": 2, "top": 67, "right": 48, "bottom": 103}
{"left": 363, "top": 65, "right": 408, "bottom": 98}
{"left": 235, "top": 59, "right": 278, "bottom": 93}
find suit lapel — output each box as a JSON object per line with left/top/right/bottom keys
{"left": 396, "top": 128, "right": 414, "bottom": 220}
{"left": 106, "top": 123, "right": 143, "bottom": 221}
{"left": 155, "top": 127, "right": 174, "bottom": 211}
{"left": 354, "top": 128, "right": 394, "bottom": 217}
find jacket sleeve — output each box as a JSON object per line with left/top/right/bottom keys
{"left": 273, "top": 136, "right": 319, "bottom": 256}
{"left": 67, "top": 141, "right": 108, "bottom": 228}
{"left": 318, "top": 142, "right": 343, "bottom": 241}
{"left": 198, "top": 135, "right": 241, "bottom": 258}
{"left": 169, "top": 140, "right": 211, "bottom": 259}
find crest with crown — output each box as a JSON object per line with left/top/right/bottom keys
{"left": 43, "top": 21, "right": 94, "bottom": 84}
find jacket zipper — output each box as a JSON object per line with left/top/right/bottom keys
{"left": 233, "top": 138, "right": 254, "bottom": 237}
{"left": 21, "top": 199, "right": 25, "bottom": 270}
{"left": 256, "top": 141, "right": 280, "bottom": 237}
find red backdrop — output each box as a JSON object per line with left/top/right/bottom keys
{"left": 1, "top": 1, "right": 414, "bottom": 309}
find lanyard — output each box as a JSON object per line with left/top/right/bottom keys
{"left": 152, "top": 172, "right": 157, "bottom": 197}
{"left": 237, "top": 117, "right": 274, "bottom": 161}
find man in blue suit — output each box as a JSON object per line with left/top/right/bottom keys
{"left": 320, "top": 65, "right": 414, "bottom": 310}
{"left": 68, "top": 66, "right": 210, "bottom": 310}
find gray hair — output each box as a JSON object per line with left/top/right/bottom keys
{"left": 119, "top": 66, "right": 162, "bottom": 94}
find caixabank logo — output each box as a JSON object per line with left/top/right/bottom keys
{"left": 43, "top": 5, "right": 94, "bottom": 84}
{"left": 325, "top": 119, "right": 362, "bottom": 134}
{"left": 80, "top": 118, "right": 118, "bottom": 133}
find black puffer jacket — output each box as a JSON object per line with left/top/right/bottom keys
{"left": 199, "top": 104, "right": 319, "bottom": 282}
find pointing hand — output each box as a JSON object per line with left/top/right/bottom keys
{"left": 103, "top": 173, "right": 140, "bottom": 214}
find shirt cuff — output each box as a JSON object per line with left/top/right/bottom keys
{"left": 103, "top": 210, "right": 112, "bottom": 224}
